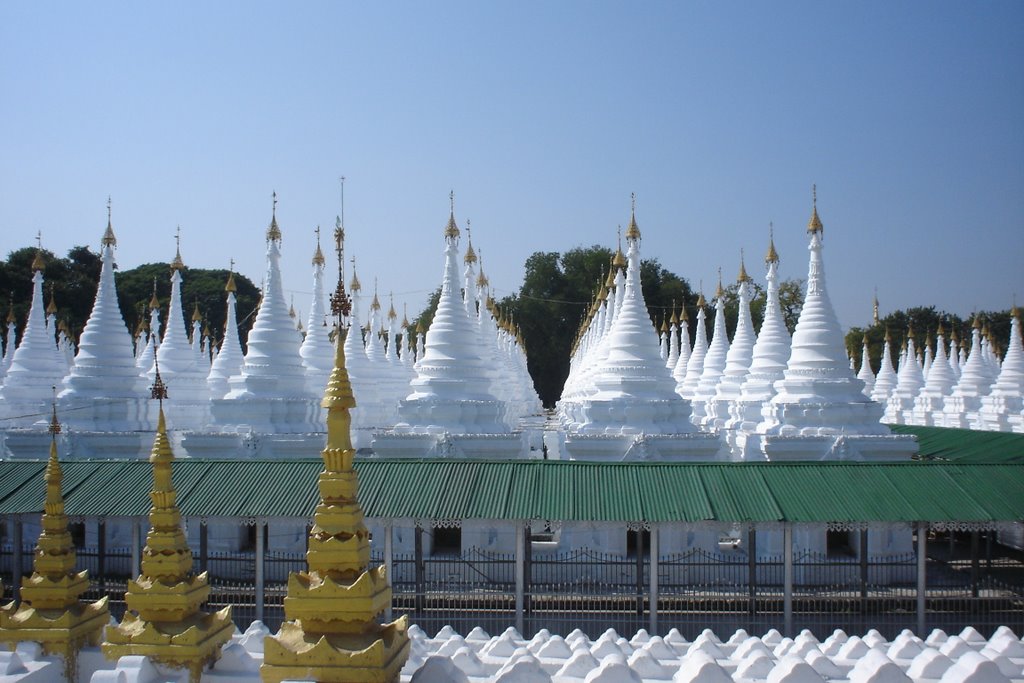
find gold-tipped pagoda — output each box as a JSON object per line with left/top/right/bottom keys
{"left": 262, "top": 297, "right": 409, "bottom": 681}
{"left": 102, "top": 369, "right": 233, "bottom": 681}
{"left": 0, "top": 403, "right": 109, "bottom": 675}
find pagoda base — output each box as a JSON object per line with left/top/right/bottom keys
{"left": 0, "top": 597, "right": 109, "bottom": 658}
{"left": 564, "top": 431, "right": 722, "bottom": 461}
{"left": 210, "top": 396, "right": 323, "bottom": 434}
{"left": 102, "top": 606, "right": 233, "bottom": 680}
{"left": 261, "top": 615, "right": 410, "bottom": 683}
{"left": 740, "top": 432, "right": 918, "bottom": 462}
{"left": 371, "top": 430, "right": 525, "bottom": 458}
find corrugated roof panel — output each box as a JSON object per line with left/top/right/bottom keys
{"left": 0, "top": 462, "right": 46, "bottom": 513}
{"left": 950, "top": 465, "right": 1024, "bottom": 520}
{"left": 888, "top": 424, "right": 1024, "bottom": 463}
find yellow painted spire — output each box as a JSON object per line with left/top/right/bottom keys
{"left": 266, "top": 191, "right": 283, "bottom": 242}
{"left": 737, "top": 249, "right": 752, "bottom": 283}
{"left": 0, "top": 394, "right": 109, "bottom": 673}
{"left": 263, "top": 325, "right": 409, "bottom": 682}
{"left": 807, "top": 184, "right": 824, "bottom": 235}
{"left": 101, "top": 196, "right": 117, "bottom": 247}
{"left": 612, "top": 227, "right": 627, "bottom": 269}
{"left": 443, "top": 190, "right": 460, "bottom": 241}
{"left": 312, "top": 225, "right": 326, "bottom": 266}
{"left": 46, "top": 287, "right": 58, "bottom": 315}
{"left": 464, "top": 220, "right": 477, "bottom": 264}
{"left": 170, "top": 227, "right": 185, "bottom": 270}
{"left": 102, "top": 363, "right": 233, "bottom": 678}
{"left": 862, "top": 332, "right": 869, "bottom": 345}
{"left": 765, "top": 222, "right": 780, "bottom": 264}
{"left": 625, "top": 192, "right": 641, "bottom": 241}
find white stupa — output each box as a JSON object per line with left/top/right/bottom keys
{"left": 299, "top": 231, "right": 335, "bottom": 396}
{"left": 979, "top": 307, "right": 1024, "bottom": 432}
{"left": 342, "top": 265, "right": 388, "bottom": 450}
{"left": 0, "top": 304, "right": 15, "bottom": 381}
{"left": 884, "top": 332, "right": 925, "bottom": 424}
{"left": 689, "top": 273, "right": 732, "bottom": 427}
{"left": 677, "top": 295, "right": 708, "bottom": 399}
{"left": 911, "top": 326, "right": 957, "bottom": 426}
{"left": 374, "top": 200, "right": 523, "bottom": 459}
{"left": 150, "top": 239, "right": 211, "bottom": 430}
{"left": 0, "top": 249, "right": 71, "bottom": 427}
{"left": 748, "top": 192, "right": 915, "bottom": 461}
{"left": 869, "top": 328, "right": 899, "bottom": 404}
{"left": 944, "top": 317, "right": 996, "bottom": 429}
{"left": 949, "top": 328, "right": 962, "bottom": 379}
{"left": 723, "top": 231, "right": 791, "bottom": 452}
{"left": 211, "top": 195, "right": 321, "bottom": 434}
{"left": 559, "top": 201, "right": 719, "bottom": 461}
{"left": 670, "top": 305, "right": 691, "bottom": 388}
{"left": 206, "top": 271, "right": 245, "bottom": 400}
{"left": 856, "top": 334, "right": 875, "bottom": 397}
{"left": 705, "top": 257, "right": 757, "bottom": 432}
{"left": 59, "top": 206, "right": 151, "bottom": 434}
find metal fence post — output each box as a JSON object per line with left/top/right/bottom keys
{"left": 414, "top": 526, "right": 425, "bottom": 614}
{"left": 131, "top": 520, "right": 141, "bottom": 578}
{"left": 783, "top": 524, "right": 793, "bottom": 637}
{"left": 199, "top": 523, "right": 208, "bottom": 573}
{"left": 649, "top": 526, "right": 659, "bottom": 634}
{"left": 255, "top": 522, "right": 265, "bottom": 623}
{"left": 917, "top": 522, "right": 927, "bottom": 635}
{"left": 970, "top": 531, "right": 980, "bottom": 598}
{"left": 860, "top": 527, "right": 869, "bottom": 611}
{"left": 748, "top": 528, "right": 757, "bottom": 617}
{"left": 384, "top": 524, "right": 394, "bottom": 622}
{"left": 515, "top": 525, "right": 525, "bottom": 635}
{"left": 12, "top": 518, "right": 23, "bottom": 602}
{"left": 97, "top": 520, "right": 106, "bottom": 589}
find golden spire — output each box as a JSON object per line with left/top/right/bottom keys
{"left": 1012, "top": 302, "right": 1021, "bottom": 320}
{"left": 696, "top": 291, "right": 707, "bottom": 308}
{"left": 46, "top": 286, "right": 58, "bottom": 315}
{"left": 937, "top": 322, "right": 945, "bottom": 337}
{"left": 737, "top": 249, "right": 752, "bottom": 283}
{"left": 387, "top": 292, "right": 397, "bottom": 320}
{"left": 191, "top": 301, "right": 203, "bottom": 323}
{"left": 605, "top": 257, "right": 617, "bottom": 288}
{"left": 862, "top": 332, "right": 869, "bottom": 345}
{"left": 884, "top": 326, "right": 892, "bottom": 342}
{"left": 370, "top": 278, "right": 381, "bottom": 310}
{"left": 170, "top": 226, "right": 185, "bottom": 270}
{"left": 101, "top": 196, "right": 117, "bottom": 247}
{"left": 443, "top": 190, "right": 460, "bottom": 241}
{"left": 349, "top": 255, "right": 362, "bottom": 292}
{"left": 416, "top": 320, "right": 425, "bottom": 335}
{"left": 625, "top": 192, "right": 641, "bottom": 241}
{"left": 807, "top": 184, "right": 823, "bottom": 235}
{"left": 765, "top": 222, "right": 779, "bottom": 264}
{"left": 670, "top": 301, "right": 679, "bottom": 325}
{"left": 612, "top": 226, "right": 627, "bottom": 268}
{"left": 715, "top": 268, "right": 725, "bottom": 300}
{"left": 312, "top": 225, "right": 326, "bottom": 266}
{"left": 149, "top": 278, "right": 160, "bottom": 309}
{"left": 31, "top": 237, "right": 46, "bottom": 271}
{"left": 476, "top": 249, "right": 490, "bottom": 288}
{"left": 679, "top": 303, "right": 689, "bottom": 322}
{"left": 225, "top": 262, "right": 237, "bottom": 293}
{"left": 289, "top": 295, "right": 297, "bottom": 319}
{"left": 464, "top": 220, "right": 477, "bottom": 264}
{"left": 402, "top": 303, "right": 410, "bottom": 329}
{"left": 266, "top": 190, "right": 282, "bottom": 242}
{"left": 973, "top": 314, "right": 982, "bottom": 330}
{"left": 660, "top": 317, "right": 668, "bottom": 333}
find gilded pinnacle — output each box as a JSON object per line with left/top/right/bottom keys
{"left": 312, "top": 229, "right": 326, "bottom": 266}
{"left": 192, "top": 301, "right": 203, "bottom": 323}
{"left": 737, "top": 249, "right": 752, "bottom": 283}
{"left": 696, "top": 292, "right": 706, "bottom": 308}
{"left": 32, "top": 249, "right": 46, "bottom": 272}
{"left": 266, "top": 191, "right": 282, "bottom": 242}
{"left": 464, "top": 223, "right": 477, "bottom": 264}
{"left": 765, "top": 223, "right": 780, "bottom": 264}
{"left": 46, "top": 288, "right": 58, "bottom": 315}
{"left": 807, "top": 185, "right": 823, "bottom": 235}
{"left": 625, "top": 194, "right": 641, "bottom": 241}
{"left": 225, "top": 271, "right": 237, "bottom": 293}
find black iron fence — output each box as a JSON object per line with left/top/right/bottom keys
{"left": 1, "top": 530, "right": 1021, "bottom": 639}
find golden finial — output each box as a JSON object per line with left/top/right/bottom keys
{"left": 937, "top": 322, "right": 945, "bottom": 337}
{"left": 329, "top": 211, "right": 351, "bottom": 319}
{"left": 737, "top": 249, "right": 751, "bottom": 283}
{"left": 402, "top": 303, "right": 410, "bottom": 329}
{"left": 660, "top": 318, "right": 668, "bottom": 333}
{"left": 444, "top": 191, "right": 460, "bottom": 241}
{"left": 612, "top": 227, "right": 627, "bottom": 268}
{"left": 6, "top": 294, "right": 15, "bottom": 324}
{"left": 225, "top": 259, "right": 237, "bottom": 293}
{"left": 625, "top": 193, "right": 641, "bottom": 241}
{"left": 387, "top": 292, "right": 397, "bottom": 320}
{"left": 807, "top": 184, "right": 823, "bottom": 235}
{"left": 192, "top": 300, "right": 203, "bottom": 323}
{"left": 266, "top": 190, "right": 282, "bottom": 242}
{"left": 46, "top": 286, "right": 58, "bottom": 315}
{"left": 973, "top": 314, "right": 982, "bottom": 330}
{"left": 370, "top": 278, "right": 381, "bottom": 310}
{"left": 32, "top": 232, "right": 46, "bottom": 271}
{"left": 149, "top": 278, "right": 159, "bottom": 309}
{"left": 907, "top": 324, "right": 915, "bottom": 339}
{"left": 169, "top": 226, "right": 185, "bottom": 271}
{"left": 476, "top": 249, "right": 490, "bottom": 288}
{"left": 312, "top": 225, "right": 326, "bottom": 266}
{"left": 464, "top": 220, "right": 477, "bottom": 264}
{"left": 765, "top": 222, "right": 779, "bottom": 264}
{"left": 862, "top": 332, "right": 869, "bottom": 345}
{"left": 715, "top": 268, "right": 725, "bottom": 300}
{"left": 289, "top": 295, "right": 297, "bottom": 319}
{"left": 149, "top": 356, "right": 168, "bottom": 402}
{"left": 101, "top": 196, "right": 117, "bottom": 247}
{"left": 884, "top": 326, "right": 892, "bottom": 342}
{"left": 670, "top": 300, "right": 679, "bottom": 325}
{"left": 679, "top": 303, "right": 689, "bottom": 322}
{"left": 696, "top": 291, "right": 706, "bottom": 308}
{"left": 49, "top": 386, "right": 61, "bottom": 438}
{"left": 350, "top": 255, "right": 362, "bottom": 292}
{"left": 1012, "top": 301, "right": 1020, "bottom": 320}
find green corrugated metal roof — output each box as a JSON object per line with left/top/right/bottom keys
{"left": 0, "top": 459, "right": 1020, "bottom": 525}
{"left": 887, "top": 424, "right": 1024, "bottom": 463}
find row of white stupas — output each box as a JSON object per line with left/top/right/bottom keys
{"left": 0, "top": 199, "right": 542, "bottom": 459}
{"left": 850, "top": 316, "right": 1023, "bottom": 433}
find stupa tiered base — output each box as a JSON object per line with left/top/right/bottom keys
{"left": 564, "top": 431, "right": 722, "bottom": 461}
{"left": 0, "top": 592, "right": 109, "bottom": 659}
{"left": 102, "top": 605, "right": 233, "bottom": 678}
{"left": 371, "top": 430, "right": 526, "bottom": 458}
{"left": 210, "top": 395, "right": 323, "bottom": 434}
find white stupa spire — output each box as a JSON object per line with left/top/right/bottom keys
{"left": 666, "top": 304, "right": 680, "bottom": 370}
{"left": 920, "top": 328, "right": 957, "bottom": 397}
{"left": 343, "top": 261, "right": 387, "bottom": 447}
{"left": 2, "top": 303, "right": 16, "bottom": 378}
{"left": 706, "top": 255, "right": 757, "bottom": 430}
{"left": 856, "top": 334, "right": 875, "bottom": 396}
{"left": 952, "top": 318, "right": 995, "bottom": 398}
{"left": 671, "top": 305, "right": 691, "bottom": 386}
{"left": 991, "top": 308, "right": 1024, "bottom": 397}
{"left": 678, "top": 294, "right": 708, "bottom": 399}
{"left": 870, "top": 329, "right": 898, "bottom": 402}
{"left": 59, "top": 202, "right": 150, "bottom": 430}
{"left": 759, "top": 191, "right": 887, "bottom": 436}
{"left": 0, "top": 248, "right": 70, "bottom": 420}
{"left": 892, "top": 332, "right": 926, "bottom": 399}
{"left": 207, "top": 269, "right": 245, "bottom": 400}
{"left": 154, "top": 235, "right": 196, "bottom": 378}
{"left": 299, "top": 229, "right": 334, "bottom": 395}
{"left": 136, "top": 283, "right": 160, "bottom": 371}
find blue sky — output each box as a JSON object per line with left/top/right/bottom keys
{"left": 2, "top": 1, "right": 1022, "bottom": 332}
